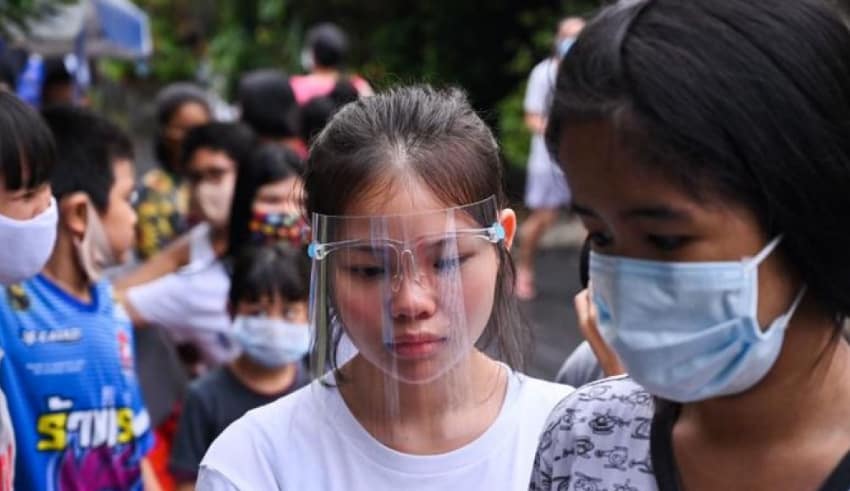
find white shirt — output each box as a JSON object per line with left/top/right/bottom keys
{"left": 126, "top": 223, "right": 238, "bottom": 366}
{"left": 197, "top": 370, "right": 573, "bottom": 490}
{"left": 524, "top": 57, "right": 561, "bottom": 175}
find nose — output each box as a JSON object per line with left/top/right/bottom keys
{"left": 390, "top": 273, "right": 437, "bottom": 322}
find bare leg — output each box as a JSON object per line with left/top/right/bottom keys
{"left": 515, "top": 208, "right": 559, "bottom": 299}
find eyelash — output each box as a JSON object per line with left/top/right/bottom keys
{"left": 345, "top": 254, "right": 473, "bottom": 280}
{"left": 587, "top": 232, "right": 692, "bottom": 252}
{"left": 647, "top": 235, "right": 692, "bottom": 251}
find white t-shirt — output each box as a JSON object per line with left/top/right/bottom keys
{"left": 126, "top": 223, "right": 238, "bottom": 366}
{"left": 197, "top": 370, "right": 573, "bottom": 490}
{"left": 524, "top": 57, "right": 561, "bottom": 175}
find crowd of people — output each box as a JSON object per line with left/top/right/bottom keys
{"left": 0, "top": 0, "right": 850, "bottom": 489}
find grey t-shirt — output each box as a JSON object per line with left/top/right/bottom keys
{"left": 169, "top": 363, "right": 309, "bottom": 482}
{"left": 530, "top": 376, "right": 850, "bottom": 491}
{"left": 555, "top": 341, "right": 606, "bottom": 389}
{"left": 530, "top": 376, "right": 656, "bottom": 490}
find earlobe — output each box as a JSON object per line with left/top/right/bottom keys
{"left": 499, "top": 209, "right": 517, "bottom": 250}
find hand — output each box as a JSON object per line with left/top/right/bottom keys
{"left": 574, "top": 288, "right": 626, "bottom": 377}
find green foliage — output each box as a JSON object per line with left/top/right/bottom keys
{"left": 102, "top": 0, "right": 601, "bottom": 171}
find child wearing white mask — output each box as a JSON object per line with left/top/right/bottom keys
{"left": 169, "top": 243, "right": 310, "bottom": 490}
{"left": 0, "top": 106, "right": 156, "bottom": 490}
{"left": 0, "top": 91, "right": 58, "bottom": 491}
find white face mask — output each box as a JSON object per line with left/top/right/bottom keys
{"left": 196, "top": 176, "right": 235, "bottom": 229}
{"left": 74, "top": 200, "right": 117, "bottom": 283}
{"left": 0, "top": 197, "right": 58, "bottom": 285}
{"left": 232, "top": 316, "right": 311, "bottom": 368}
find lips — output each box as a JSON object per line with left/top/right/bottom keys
{"left": 386, "top": 333, "right": 448, "bottom": 358}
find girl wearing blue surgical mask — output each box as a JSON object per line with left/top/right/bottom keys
{"left": 169, "top": 243, "right": 311, "bottom": 490}
{"left": 531, "top": 1, "right": 850, "bottom": 490}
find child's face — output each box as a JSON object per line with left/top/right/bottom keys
{"left": 328, "top": 183, "right": 513, "bottom": 383}
{"left": 163, "top": 102, "right": 210, "bottom": 168}
{"left": 561, "top": 120, "right": 798, "bottom": 327}
{"left": 187, "top": 148, "right": 237, "bottom": 227}
{"left": 0, "top": 178, "right": 52, "bottom": 221}
{"left": 252, "top": 176, "right": 303, "bottom": 215}
{"left": 99, "top": 159, "right": 137, "bottom": 262}
{"left": 235, "top": 294, "right": 308, "bottom": 323}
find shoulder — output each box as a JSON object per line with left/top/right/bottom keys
{"left": 529, "top": 59, "right": 554, "bottom": 80}
{"left": 203, "top": 383, "right": 312, "bottom": 453}
{"left": 533, "top": 376, "right": 656, "bottom": 489}
{"left": 541, "top": 376, "right": 653, "bottom": 444}
{"left": 515, "top": 373, "right": 575, "bottom": 407}
{"left": 200, "top": 383, "right": 314, "bottom": 485}
{"left": 187, "top": 367, "right": 230, "bottom": 398}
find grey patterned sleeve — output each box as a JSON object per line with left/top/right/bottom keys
{"left": 529, "top": 395, "right": 575, "bottom": 490}
{"left": 528, "top": 377, "right": 658, "bottom": 491}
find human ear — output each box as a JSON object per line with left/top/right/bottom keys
{"left": 499, "top": 208, "right": 517, "bottom": 250}
{"left": 60, "top": 192, "right": 89, "bottom": 240}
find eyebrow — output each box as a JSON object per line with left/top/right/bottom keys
{"left": 572, "top": 201, "right": 693, "bottom": 221}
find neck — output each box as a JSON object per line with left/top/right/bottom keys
{"left": 338, "top": 350, "right": 507, "bottom": 454}
{"left": 680, "top": 300, "right": 850, "bottom": 445}
{"left": 228, "top": 355, "right": 297, "bottom": 396}
{"left": 41, "top": 231, "right": 91, "bottom": 301}
{"left": 209, "top": 225, "right": 229, "bottom": 257}
{"left": 311, "top": 66, "right": 340, "bottom": 77}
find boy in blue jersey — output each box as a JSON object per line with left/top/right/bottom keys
{"left": 0, "top": 106, "right": 158, "bottom": 490}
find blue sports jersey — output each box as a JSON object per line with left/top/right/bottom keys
{"left": 0, "top": 274, "right": 153, "bottom": 491}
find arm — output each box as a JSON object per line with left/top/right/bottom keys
{"left": 115, "top": 233, "right": 192, "bottom": 292}
{"left": 573, "top": 289, "right": 625, "bottom": 377}
{"left": 177, "top": 483, "right": 195, "bottom": 491}
{"left": 524, "top": 113, "right": 547, "bottom": 135}
{"left": 141, "top": 458, "right": 163, "bottom": 491}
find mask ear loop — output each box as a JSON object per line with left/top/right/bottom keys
{"left": 746, "top": 236, "right": 783, "bottom": 270}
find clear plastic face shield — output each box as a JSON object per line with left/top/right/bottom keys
{"left": 308, "top": 196, "right": 506, "bottom": 389}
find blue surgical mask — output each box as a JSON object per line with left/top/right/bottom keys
{"left": 589, "top": 237, "right": 806, "bottom": 403}
{"left": 557, "top": 37, "right": 575, "bottom": 58}
{"left": 232, "top": 316, "right": 311, "bottom": 368}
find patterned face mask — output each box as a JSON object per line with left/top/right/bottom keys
{"left": 249, "top": 211, "right": 310, "bottom": 247}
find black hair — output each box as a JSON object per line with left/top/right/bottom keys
{"left": 546, "top": 0, "right": 850, "bottom": 322}
{"left": 306, "top": 84, "right": 529, "bottom": 373}
{"left": 237, "top": 69, "right": 299, "bottom": 139}
{"left": 228, "top": 243, "right": 310, "bottom": 307}
{"left": 579, "top": 237, "right": 591, "bottom": 289}
{"left": 299, "top": 96, "right": 336, "bottom": 145}
{"left": 153, "top": 82, "right": 212, "bottom": 166}
{"left": 227, "top": 143, "right": 304, "bottom": 260}
{"left": 329, "top": 79, "right": 359, "bottom": 107}
{"left": 42, "top": 106, "right": 133, "bottom": 212}
{"left": 300, "top": 80, "right": 360, "bottom": 144}
{"left": 306, "top": 23, "right": 349, "bottom": 69}
{"left": 0, "top": 91, "right": 55, "bottom": 191}
{"left": 180, "top": 122, "right": 255, "bottom": 175}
